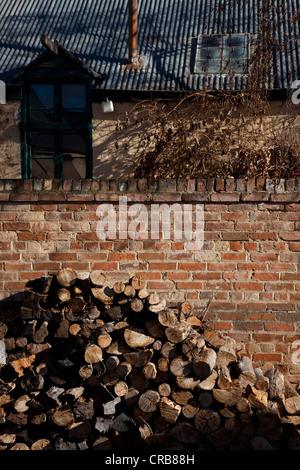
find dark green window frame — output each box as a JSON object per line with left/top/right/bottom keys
{"left": 21, "top": 79, "right": 93, "bottom": 179}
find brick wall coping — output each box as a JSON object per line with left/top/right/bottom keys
{"left": 0, "top": 178, "right": 299, "bottom": 203}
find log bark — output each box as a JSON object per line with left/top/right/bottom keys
{"left": 193, "top": 346, "right": 217, "bottom": 379}
{"left": 265, "top": 368, "right": 285, "bottom": 404}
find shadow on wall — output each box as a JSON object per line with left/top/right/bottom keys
{"left": 92, "top": 102, "right": 148, "bottom": 179}
{"left": 0, "top": 101, "right": 22, "bottom": 178}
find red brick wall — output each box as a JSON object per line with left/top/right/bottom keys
{"left": 0, "top": 178, "right": 299, "bottom": 380}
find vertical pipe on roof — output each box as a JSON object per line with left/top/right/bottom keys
{"left": 128, "top": 0, "right": 138, "bottom": 61}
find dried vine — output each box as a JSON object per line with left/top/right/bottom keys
{"left": 116, "top": 0, "right": 300, "bottom": 179}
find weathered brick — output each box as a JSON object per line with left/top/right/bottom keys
{"left": 211, "top": 193, "right": 240, "bottom": 202}
{"left": 222, "top": 232, "right": 249, "bottom": 241}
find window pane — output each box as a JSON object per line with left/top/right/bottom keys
{"left": 62, "top": 132, "right": 86, "bottom": 178}
{"left": 31, "top": 133, "right": 55, "bottom": 157}
{"left": 63, "top": 158, "right": 86, "bottom": 178}
{"left": 62, "top": 84, "right": 86, "bottom": 125}
{"left": 30, "top": 84, "right": 55, "bottom": 122}
{"left": 32, "top": 159, "right": 55, "bottom": 178}
{"left": 62, "top": 132, "right": 86, "bottom": 157}
{"left": 62, "top": 84, "right": 86, "bottom": 109}
{"left": 201, "top": 35, "right": 222, "bottom": 48}
{"left": 197, "top": 35, "right": 222, "bottom": 73}
{"left": 223, "top": 35, "right": 248, "bottom": 72}
{"left": 30, "top": 85, "right": 54, "bottom": 109}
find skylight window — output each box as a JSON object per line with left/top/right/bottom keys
{"left": 195, "top": 34, "right": 249, "bottom": 74}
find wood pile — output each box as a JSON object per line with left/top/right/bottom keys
{"left": 0, "top": 269, "right": 299, "bottom": 451}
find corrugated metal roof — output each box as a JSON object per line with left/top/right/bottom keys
{"left": 0, "top": 0, "right": 300, "bottom": 91}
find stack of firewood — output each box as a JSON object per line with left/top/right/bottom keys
{"left": 0, "top": 269, "right": 300, "bottom": 451}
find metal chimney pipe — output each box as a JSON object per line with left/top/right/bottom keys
{"left": 128, "top": 0, "right": 138, "bottom": 62}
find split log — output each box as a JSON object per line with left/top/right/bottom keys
{"left": 114, "top": 381, "right": 129, "bottom": 397}
{"left": 123, "top": 349, "right": 154, "bottom": 367}
{"left": 171, "top": 389, "right": 193, "bottom": 405}
{"left": 213, "top": 388, "right": 243, "bottom": 407}
{"left": 92, "top": 290, "right": 113, "bottom": 307}
{"left": 68, "top": 297, "right": 85, "bottom": 313}
{"left": 160, "top": 341, "right": 177, "bottom": 359}
{"left": 113, "top": 281, "right": 125, "bottom": 295}
{"left": 255, "top": 368, "right": 270, "bottom": 391}
{"left": 170, "top": 356, "right": 192, "bottom": 377}
{"left": 285, "top": 396, "right": 300, "bottom": 415}
{"left": 182, "top": 401, "right": 199, "bottom": 419}
{"left": 148, "top": 300, "right": 167, "bottom": 313}
{"left": 131, "top": 299, "right": 144, "bottom": 313}
{"left": 124, "top": 285, "right": 136, "bottom": 298}
{"left": 130, "top": 274, "right": 146, "bottom": 291}
{"left": 115, "top": 362, "right": 132, "bottom": 380}
{"left": 159, "top": 397, "right": 181, "bottom": 424}
{"left": 181, "top": 301, "right": 194, "bottom": 316}
{"left": 182, "top": 332, "right": 205, "bottom": 359}
{"left": 138, "top": 288, "right": 150, "bottom": 300}
{"left": 198, "top": 370, "right": 218, "bottom": 390}
{"left": 194, "top": 409, "right": 221, "bottom": 434}
{"left": 216, "top": 342, "right": 237, "bottom": 367}
{"left": 138, "top": 390, "right": 160, "bottom": 413}
{"left": 56, "top": 268, "right": 77, "bottom": 288}
{"left": 124, "top": 329, "right": 154, "bottom": 348}
{"left": 175, "top": 376, "right": 200, "bottom": 390}
{"left": 157, "top": 357, "right": 169, "bottom": 372}
{"left": 217, "top": 366, "right": 232, "bottom": 390}
{"left": 165, "top": 323, "right": 190, "bottom": 344}
{"left": 57, "top": 288, "right": 71, "bottom": 303}
{"left": 158, "top": 310, "right": 178, "bottom": 328}
{"left": 52, "top": 405, "right": 74, "bottom": 427}
{"left": 247, "top": 385, "right": 268, "bottom": 410}
{"left": 84, "top": 344, "right": 103, "bottom": 363}
{"left": 31, "top": 439, "right": 52, "bottom": 450}
{"left": 143, "top": 362, "right": 157, "bottom": 380}
{"left": 148, "top": 293, "right": 160, "bottom": 305}
{"left": 158, "top": 383, "right": 171, "bottom": 397}
{"left": 97, "top": 332, "right": 112, "bottom": 349}
{"left": 90, "top": 270, "right": 106, "bottom": 287}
